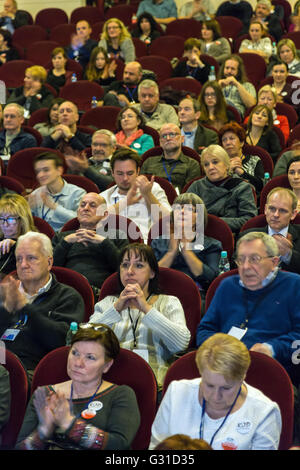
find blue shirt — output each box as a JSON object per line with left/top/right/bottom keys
{"left": 137, "top": 0, "right": 177, "bottom": 19}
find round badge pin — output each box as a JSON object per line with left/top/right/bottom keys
{"left": 81, "top": 409, "right": 96, "bottom": 419}
{"left": 133, "top": 143, "right": 141, "bottom": 148}
{"left": 88, "top": 400, "right": 103, "bottom": 412}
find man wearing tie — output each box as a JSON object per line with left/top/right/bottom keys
{"left": 240, "top": 187, "right": 300, "bottom": 274}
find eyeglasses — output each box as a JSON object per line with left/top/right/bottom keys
{"left": 160, "top": 132, "right": 180, "bottom": 140}
{"left": 204, "top": 92, "right": 216, "bottom": 98}
{"left": 234, "top": 255, "right": 274, "bottom": 266}
{"left": 107, "top": 25, "right": 120, "bottom": 30}
{"left": 0, "top": 216, "right": 20, "bottom": 225}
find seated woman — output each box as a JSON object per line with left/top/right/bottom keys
{"left": 199, "top": 19, "right": 231, "bottom": 65}
{"left": 151, "top": 193, "right": 222, "bottom": 306}
{"left": 276, "top": 38, "right": 300, "bottom": 78}
{"left": 246, "top": 85, "right": 289, "bottom": 143}
{"left": 46, "top": 47, "right": 73, "bottom": 94}
{"left": 0, "top": 193, "right": 37, "bottom": 278}
{"left": 287, "top": 156, "right": 300, "bottom": 212}
{"left": 84, "top": 46, "right": 116, "bottom": 87}
{"left": 131, "top": 12, "right": 161, "bottom": 46}
{"left": 16, "top": 323, "right": 141, "bottom": 450}
{"left": 187, "top": 145, "right": 258, "bottom": 234}
{"left": 98, "top": 18, "right": 135, "bottom": 63}
{"left": 149, "top": 333, "right": 282, "bottom": 450}
{"left": 239, "top": 19, "right": 272, "bottom": 63}
{"left": 198, "top": 80, "right": 235, "bottom": 132}
{"left": 0, "top": 28, "right": 19, "bottom": 66}
{"left": 220, "top": 121, "right": 264, "bottom": 194}
{"left": 115, "top": 106, "right": 154, "bottom": 156}
{"left": 289, "top": 4, "right": 300, "bottom": 32}
{"left": 245, "top": 104, "right": 282, "bottom": 163}
{"left": 7, "top": 65, "right": 55, "bottom": 118}
{"left": 269, "top": 61, "right": 300, "bottom": 114}
{"left": 89, "top": 243, "right": 191, "bottom": 390}
{"left": 173, "top": 38, "right": 210, "bottom": 84}
{"left": 33, "top": 98, "right": 64, "bottom": 138}
{"left": 179, "top": 0, "right": 215, "bottom": 21}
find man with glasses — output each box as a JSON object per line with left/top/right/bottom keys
{"left": 140, "top": 123, "right": 201, "bottom": 192}
{"left": 240, "top": 187, "right": 300, "bottom": 274}
{"left": 63, "top": 129, "right": 116, "bottom": 191}
{"left": 196, "top": 231, "right": 300, "bottom": 374}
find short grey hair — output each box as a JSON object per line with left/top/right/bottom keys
{"left": 236, "top": 231, "right": 279, "bottom": 257}
{"left": 138, "top": 79, "right": 159, "bottom": 95}
{"left": 92, "top": 129, "right": 117, "bottom": 147}
{"left": 200, "top": 145, "right": 231, "bottom": 173}
{"left": 4, "top": 102, "right": 25, "bottom": 117}
{"left": 16, "top": 231, "right": 53, "bottom": 257}
{"left": 173, "top": 193, "right": 208, "bottom": 227}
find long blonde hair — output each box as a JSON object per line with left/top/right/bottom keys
{"left": 0, "top": 194, "right": 37, "bottom": 238}
{"left": 101, "top": 18, "right": 132, "bottom": 45}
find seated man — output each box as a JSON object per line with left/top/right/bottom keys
{"left": 273, "top": 141, "right": 300, "bottom": 177}
{"left": 253, "top": 0, "right": 283, "bottom": 42}
{"left": 240, "top": 187, "right": 300, "bottom": 274}
{"left": 137, "top": 0, "right": 177, "bottom": 26}
{"left": 103, "top": 61, "right": 143, "bottom": 107}
{"left": 218, "top": 54, "right": 257, "bottom": 118}
{"left": 52, "top": 192, "right": 128, "bottom": 298}
{"left": 0, "top": 103, "right": 37, "bottom": 161}
{"left": 64, "top": 129, "right": 116, "bottom": 192}
{"left": 140, "top": 123, "right": 201, "bottom": 193}
{"left": 41, "top": 100, "right": 92, "bottom": 155}
{"left": 196, "top": 231, "right": 300, "bottom": 373}
{"left": 178, "top": 97, "right": 218, "bottom": 153}
{"left": 132, "top": 79, "right": 179, "bottom": 131}
{"left": 28, "top": 152, "right": 86, "bottom": 232}
{"left": 66, "top": 20, "right": 98, "bottom": 70}
{"left": 100, "top": 148, "right": 171, "bottom": 241}
{"left": 0, "top": 231, "right": 84, "bottom": 379}
{"left": 0, "top": 0, "right": 30, "bottom": 33}
{"left": 216, "top": 0, "right": 253, "bottom": 34}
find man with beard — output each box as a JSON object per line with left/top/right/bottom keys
{"left": 102, "top": 61, "right": 143, "bottom": 107}
{"left": 140, "top": 123, "right": 201, "bottom": 193}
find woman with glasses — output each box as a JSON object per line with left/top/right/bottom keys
{"left": 198, "top": 81, "right": 235, "bottom": 132}
{"left": 186, "top": 145, "right": 257, "bottom": 234}
{"left": 287, "top": 156, "right": 300, "bottom": 212}
{"left": 90, "top": 243, "right": 190, "bottom": 391}
{"left": 0, "top": 193, "right": 36, "bottom": 277}
{"left": 151, "top": 193, "right": 221, "bottom": 309}
{"left": 245, "top": 104, "right": 282, "bottom": 163}
{"left": 115, "top": 106, "right": 154, "bottom": 156}
{"left": 17, "top": 323, "right": 140, "bottom": 450}
{"left": 150, "top": 333, "right": 281, "bottom": 450}
{"left": 98, "top": 18, "right": 135, "bottom": 63}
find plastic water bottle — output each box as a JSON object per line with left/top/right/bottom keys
{"left": 218, "top": 251, "right": 230, "bottom": 275}
{"left": 91, "top": 96, "right": 98, "bottom": 108}
{"left": 66, "top": 322, "right": 78, "bottom": 345}
{"left": 272, "top": 42, "right": 277, "bottom": 56}
{"left": 71, "top": 73, "right": 77, "bottom": 83}
{"left": 208, "top": 66, "right": 216, "bottom": 81}
{"left": 131, "top": 13, "right": 137, "bottom": 25}
{"left": 264, "top": 172, "right": 270, "bottom": 185}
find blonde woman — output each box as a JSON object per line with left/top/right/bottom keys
{"left": 0, "top": 193, "right": 37, "bottom": 276}
{"left": 277, "top": 38, "right": 300, "bottom": 77}
{"left": 239, "top": 19, "right": 272, "bottom": 62}
{"left": 98, "top": 18, "right": 135, "bottom": 63}
{"left": 7, "top": 65, "right": 55, "bottom": 117}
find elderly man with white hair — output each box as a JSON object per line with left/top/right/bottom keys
{"left": 0, "top": 231, "right": 84, "bottom": 379}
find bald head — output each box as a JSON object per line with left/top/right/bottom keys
{"left": 123, "top": 62, "right": 143, "bottom": 85}
{"left": 77, "top": 193, "right": 107, "bottom": 228}
{"left": 159, "top": 123, "right": 184, "bottom": 158}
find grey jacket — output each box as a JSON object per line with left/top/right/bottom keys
{"left": 98, "top": 38, "right": 136, "bottom": 63}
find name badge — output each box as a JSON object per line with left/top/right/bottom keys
{"left": 133, "top": 349, "right": 149, "bottom": 363}
{"left": 227, "top": 326, "right": 247, "bottom": 341}
{"left": 1, "top": 328, "right": 21, "bottom": 341}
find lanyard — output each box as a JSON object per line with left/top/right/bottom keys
{"left": 162, "top": 160, "right": 179, "bottom": 183}
{"left": 41, "top": 194, "right": 63, "bottom": 220}
{"left": 128, "top": 294, "right": 151, "bottom": 348}
{"left": 12, "top": 314, "right": 28, "bottom": 329}
{"left": 199, "top": 386, "right": 241, "bottom": 446}
{"left": 69, "top": 379, "right": 102, "bottom": 418}
{"left": 124, "top": 85, "right": 137, "bottom": 102}
{"left": 239, "top": 286, "right": 271, "bottom": 329}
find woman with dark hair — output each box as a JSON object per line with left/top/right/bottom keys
{"left": 33, "top": 98, "right": 65, "bottom": 138}
{"left": 17, "top": 323, "right": 140, "bottom": 450}
{"left": 220, "top": 121, "right": 264, "bottom": 193}
{"left": 151, "top": 193, "right": 221, "bottom": 306}
{"left": 90, "top": 243, "right": 190, "bottom": 390}
{"left": 200, "top": 19, "right": 231, "bottom": 64}
{"left": 46, "top": 47, "right": 73, "bottom": 93}
{"left": 173, "top": 38, "right": 210, "bottom": 84}
{"left": 84, "top": 46, "right": 116, "bottom": 86}
{"left": 287, "top": 156, "right": 300, "bottom": 212}
{"left": 198, "top": 80, "right": 235, "bottom": 131}
{"left": 115, "top": 106, "right": 154, "bottom": 155}
{"left": 0, "top": 27, "right": 19, "bottom": 65}
{"left": 245, "top": 104, "right": 282, "bottom": 162}
{"left": 131, "top": 12, "right": 161, "bottom": 45}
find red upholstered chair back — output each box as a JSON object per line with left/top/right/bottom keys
{"left": 31, "top": 346, "right": 157, "bottom": 450}
{"left": 162, "top": 349, "right": 294, "bottom": 450}
{"left": 205, "top": 268, "right": 238, "bottom": 312}
{"left": 0, "top": 350, "right": 29, "bottom": 449}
